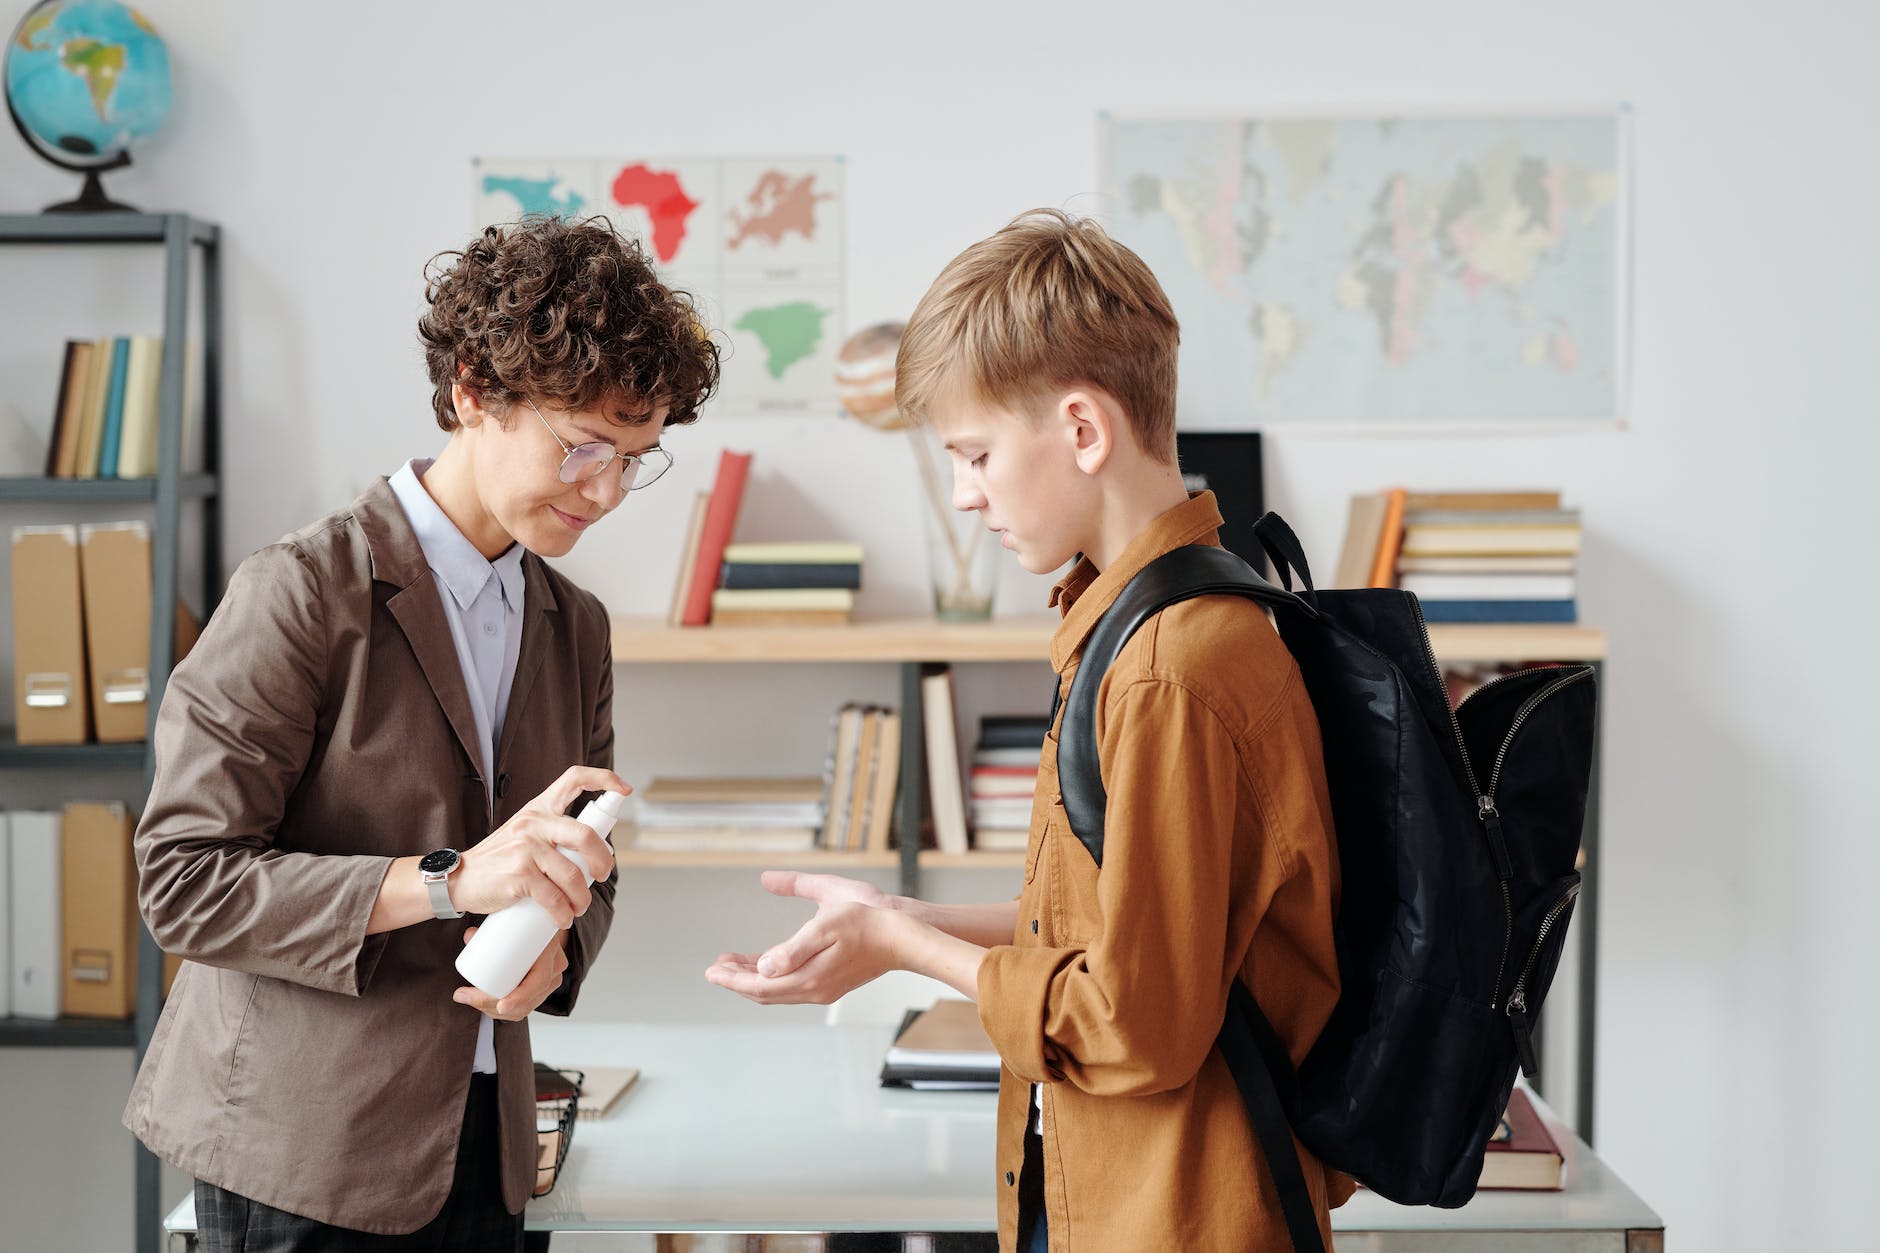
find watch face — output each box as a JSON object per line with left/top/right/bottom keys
{"left": 418, "top": 849, "right": 460, "bottom": 875}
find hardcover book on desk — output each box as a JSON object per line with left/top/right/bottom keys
{"left": 880, "top": 998, "right": 1000, "bottom": 1090}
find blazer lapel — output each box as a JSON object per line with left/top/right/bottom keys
{"left": 354, "top": 479, "right": 487, "bottom": 788}
{"left": 496, "top": 554, "right": 560, "bottom": 776}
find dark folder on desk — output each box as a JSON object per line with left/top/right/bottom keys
{"left": 880, "top": 999, "right": 1000, "bottom": 1090}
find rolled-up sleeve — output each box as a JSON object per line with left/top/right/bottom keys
{"left": 135, "top": 543, "right": 392, "bottom": 996}
{"left": 979, "top": 676, "right": 1279, "bottom": 1096}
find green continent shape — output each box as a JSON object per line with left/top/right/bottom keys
{"left": 734, "top": 302, "right": 829, "bottom": 380}
{"left": 481, "top": 174, "right": 585, "bottom": 220}
{"left": 61, "top": 38, "right": 126, "bottom": 122}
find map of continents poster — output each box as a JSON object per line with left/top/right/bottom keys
{"left": 1100, "top": 112, "right": 1629, "bottom": 431}
{"left": 474, "top": 155, "right": 844, "bottom": 416}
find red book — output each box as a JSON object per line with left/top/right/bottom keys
{"left": 1479, "top": 1087, "right": 1564, "bottom": 1189}
{"left": 682, "top": 449, "right": 753, "bottom": 627}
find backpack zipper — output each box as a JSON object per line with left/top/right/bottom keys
{"left": 1505, "top": 880, "right": 1583, "bottom": 1077}
{"left": 1408, "top": 598, "right": 1515, "bottom": 1007}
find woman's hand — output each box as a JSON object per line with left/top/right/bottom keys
{"left": 451, "top": 765, "right": 628, "bottom": 926}
{"left": 453, "top": 927, "right": 569, "bottom": 1021}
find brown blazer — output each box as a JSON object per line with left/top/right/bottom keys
{"left": 122, "top": 478, "right": 617, "bottom": 1234}
{"left": 977, "top": 492, "right": 1354, "bottom": 1251}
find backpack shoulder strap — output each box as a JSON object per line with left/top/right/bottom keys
{"left": 1057, "top": 543, "right": 1312, "bottom": 866}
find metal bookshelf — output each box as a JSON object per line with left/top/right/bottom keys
{"left": 0, "top": 212, "right": 223, "bottom": 1253}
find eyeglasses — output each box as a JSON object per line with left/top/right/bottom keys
{"left": 525, "top": 396, "right": 673, "bottom": 491}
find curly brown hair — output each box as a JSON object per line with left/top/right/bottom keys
{"left": 419, "top": 215, "right": 721, "bottom": 432}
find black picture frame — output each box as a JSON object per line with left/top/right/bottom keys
{"left": 1175, "top": 429, "right": 1265, "bottom": 576}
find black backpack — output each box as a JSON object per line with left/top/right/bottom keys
{"left": 1054, "top": 513, "right": 1597, "bottom": 1252}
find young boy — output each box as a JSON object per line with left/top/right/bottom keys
{"left": 707, "top": 209, "right": 1350, "bottom": 1250}
{"left": 125, "top": 216, "right": 720, "bottom": 1250}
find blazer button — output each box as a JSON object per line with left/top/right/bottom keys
{"left": 1030, "top": 919, "right": 1039, "bottom": 934}
{"left": 497, "top": 773, "right": 511, "bottom": 799}
{"left": 1006, "top": 1171, "right": 1016, "bottom": 1186}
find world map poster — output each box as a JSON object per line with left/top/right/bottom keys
{"left": 473, "top": 155, "right": 845, "bottom": 416}
{"left": 1100, "top": 112, "right": 1629, "bottom": 431}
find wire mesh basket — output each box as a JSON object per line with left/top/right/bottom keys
{"left": 533, "top": 1064, "right": 583, "bottom": 1198}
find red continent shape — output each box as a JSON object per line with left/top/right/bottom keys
{"left": 610, "top": 164, "right": 700, "bottom": 263}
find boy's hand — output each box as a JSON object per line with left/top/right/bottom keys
{"left": 705, "top": 900, "right": 906, "bottom": 1005}
{"left": 452, "top": 927, "right": 570, "bottom": 1021}
{"left": 759, "top": 869, "right": 896, "bottom": 911}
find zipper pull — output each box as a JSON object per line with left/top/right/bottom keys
{"left": 1479, "top": 795, "right": 1514, "bottom": 880}
{"left": 1507, "top": 988, "right": 1539, "bottom": 1077}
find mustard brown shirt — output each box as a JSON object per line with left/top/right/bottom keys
{"left": 976, "top": 491, "right": 1354, "bottom": 1251}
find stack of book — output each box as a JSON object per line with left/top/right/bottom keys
{"left": 628, "top": 776, "right": 825, "bottom": 852}
{"left": 667, "top": 448, "right": 867, "bottom": 628}
{"left": 1335, "top": 489, "right": 1581, "bottom": 624}
{"left": 712, "top": 541, "right": 863, "bottom": 627}
{"left": 1479, "top": 1087, "right": 1566, "bottom": 1189}
{"left": 817, "top": 702, "right": 902, "bottom": 852}
{"left": 968, "top": 715, "right": 1049, "bottom": 852}
{"left": 878, "top": 998, "right": 1000, "bottom": 1090}
{"left": 42, "top": 336, "right": 174, "bottom": 479}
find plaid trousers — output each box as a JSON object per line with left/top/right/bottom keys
{"left": 193, "top": 1073, "right": 522, "bottom": 1253}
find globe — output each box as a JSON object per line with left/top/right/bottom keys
{"left": 834, "top": 321, "right": 910, "bottom": 431}
{"left": 4, "top": 0, "right": 172, "bottom": 212}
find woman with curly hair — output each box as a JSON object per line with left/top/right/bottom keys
{"left": 122, "top": 216, "right": 720, "bottom": 1251}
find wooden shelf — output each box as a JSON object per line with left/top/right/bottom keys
{"left": 616, "top": 848, "right": 897, "bottom": 869}
{"left": 918, "top": 851, "right": 1026, "bottom": 869}
{"left": 611, "top": 615, "right": 1606, "bottom": 666}
{"left": 609, "top": 615, "right": 1060, "bottom": 663}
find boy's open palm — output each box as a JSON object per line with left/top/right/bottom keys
{"left": 704, "top": 896, "right": 901, "bottom": 1005}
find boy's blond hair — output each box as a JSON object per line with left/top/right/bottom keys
{"left": 896, "top": 208, "right": 1181, "bottom": 461}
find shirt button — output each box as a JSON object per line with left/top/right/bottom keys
{"left": 483, "top": 622, "right": 499, "bottom": 636}
{"left": 1005, "top": 1171, "right": 1016, "bottom": 1186}
{"left": 1030, "top": 919, "right": 1039, "bottom": 934}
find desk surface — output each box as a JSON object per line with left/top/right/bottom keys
{"left": 166, "top": 1019, "right": 1660, "bottom": 1237}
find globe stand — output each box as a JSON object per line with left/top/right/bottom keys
{"left": 44, "top": 165, "right": 137, "bottom": 214}
{"left": 5, "top": 82, "right": 138, "bottom": 214}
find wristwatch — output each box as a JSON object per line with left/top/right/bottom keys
{"left": 418, "top": 849, "right": 463, "bottom": 920}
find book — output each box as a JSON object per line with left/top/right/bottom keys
{"left": 920, "top": 665, "right": 969, "bottom": 855}
{"left": 115, "top": 335, "right": 162, "bottom": 478}
{"left": 719, "top": 561, "right": 862, "bottom": 591}
{"left": 1399, "top": 526, "right": 1583, "bottom": 558}
{"left": 880, "top": 999, "right": 1000, "bottom": 1089}
{"left": 1398, "top": 574, "right": 1576, "bottom": 601}
{"left": 73, "top": 338, "right": 113, "bottom": 479}
{"left": 710, "top": 587, "right": 856, "bottom": 614}
{"left": 96, "top": 336, "right": 130, "bottom": 479}
{"left": 683, "top": 449, "right": 753, "bottom": 626}
{"left": 971, "top": 827, "right": 1029, "bottom": 852}
{"left": 1415, "top": 599, "right": 1577, "bottom": 624}
{"left": 862, "top": 709, "right": 902, "bottom": 852}
{"left": 1478, "top": 1087, "right": 1564, "bottom": 1189}
{"left": 637, "top": 777, "right": 826, "bottom": 806}
{"left": 1404, "top": 490, "right": 1562, "bottom": 512}
{"left": 667, "top": 490, "right": 710, "bottom": 628}
{"left": 1369, "top": 487, "right": 1408, "bottom": 587}
{"left": 629, "top": 826, "right": 819, "bottom": 851}
{"left": 710, "top": 609, "right": 852, "bottom": 628}
{"left": 1401, "top": 508, "right": 1581, "bottom": 528}
{"left": 844, "top": 708, "right": 883, "bottom": 851}
{"left": 573, "top": 1066, "right": 639, "bottom": 1119}
{"left": 722, "top": 541, "right": 865, "bottom": 564}
{"left": 1396, "top": 555, "right": 1576, "bottom": 575}
{"left": 1333, "top": 492, "right": 1391, "bottom": 589}
{"left": 45, "top": 341, "right": 86, "bottom": 478}
{"left": 820, "top": 704, "right": 866, "bottom": 850}
{"left": 976, "top": 715, "right": 1051, "bottom": 749}
{"left": 973, "top": 746, "right": 1045, "bottom": 768}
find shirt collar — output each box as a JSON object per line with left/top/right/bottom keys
{"left": 387, "top": 459, "right": 523, "bottom": 613}
{"left": 1047, "top": 490, "right": 1227, "bottom": 674}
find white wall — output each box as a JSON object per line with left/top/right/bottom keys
{"left": 2, "top": 1, "right": 1875, "bottom": 1249}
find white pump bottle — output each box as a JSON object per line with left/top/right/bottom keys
{"left": 454, "top": 790, "right": 627, "bottom": 998}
